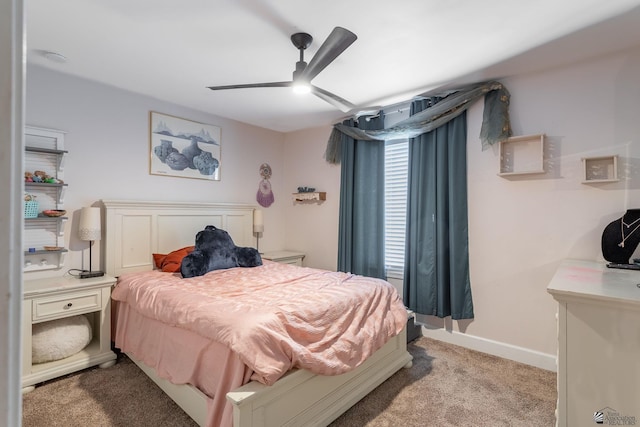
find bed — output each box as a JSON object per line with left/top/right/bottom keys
{"left": 103, "top": 199, "right": 413, "bottom": 427}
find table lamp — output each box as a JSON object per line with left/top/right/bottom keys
{"left": 253, "top": 209, "right": 264, "bottom": 253}
{"left": 78, "top": 206, "right": 104, "bottom": 278}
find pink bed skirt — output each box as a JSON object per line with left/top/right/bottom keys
{"left": 113, "top": 301, "right": 253, "bottom": 427}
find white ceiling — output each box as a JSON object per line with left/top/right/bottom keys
{"left": 26, "top": 0, "right": 640, "bottom": 133}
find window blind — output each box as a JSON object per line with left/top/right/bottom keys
{"left": 384, "top": 139, "right": 408, "bottom": 279}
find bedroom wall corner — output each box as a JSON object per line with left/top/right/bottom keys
{"left": 282, "top": 126, "right": 341, "bottom": 271}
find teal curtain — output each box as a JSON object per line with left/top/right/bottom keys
{"left": 403, "top": 98, "right": 474, "bottom": 319}
{"left": 337, "top": 115, "right": 385, "bottom": 278}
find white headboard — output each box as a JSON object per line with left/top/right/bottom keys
{"left": 102, "top": 200, "right": 256, "bottom": 277}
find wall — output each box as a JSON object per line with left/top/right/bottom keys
{"left": 454, "top": 46, "right": 640, "bottom": 368}
{"left": 25, "top": 65, "right": 287, "bottom": 279}
{"left": 282, "top": 127, "right": 341, "bottom": 271}
{"left": 284, "top": 46, "right": 640, "bottom": 370}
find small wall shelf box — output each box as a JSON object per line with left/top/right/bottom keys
{"left": 498, "top": 134, "right": 545, "bottom": 176}
{"left": 292, "top": 192, "right": 326, "bottom": 202}
{"left": 581, "top": 155, "right": 618, "bottom": 183}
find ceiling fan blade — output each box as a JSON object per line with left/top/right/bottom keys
{"left": 311, "top": 85, "right": 355, "bottom": 112}
{"left": 207, "top": 81, "right": 292, "bottom": 90}
{"left": 300, "top": 27, "right": 357, "bottom": 82}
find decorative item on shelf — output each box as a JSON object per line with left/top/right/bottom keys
{"left": 78, "top": 207, "right": 105, "bottom": 278}
{"left": 253, "top": 209, "right": 264, "bottom": 253}
{"left": 25, "top": 170, "right": 64, "bottom": 184}
{"left": 24, "top": 193, "right": 39, "bottom": 219}
{"left": 297, "top": 186, "right": 316, "bottom": 193}
{"left": 42, "top": 209, "right": 66, "bottom": 217}
{"left": 256, "top": 163, "right": 275, "bottom": 207}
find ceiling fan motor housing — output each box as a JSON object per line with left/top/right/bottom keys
{"left": 291, "top": 32, "right": 313, "bottom": 82}
{"left": 293, "top": 60, "right": 307, "bottom": 81}
{"left": 290, "top": 32, "right": 313, "bottom": 50}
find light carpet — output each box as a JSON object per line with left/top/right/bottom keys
{"left": 22, "top": 337, "right": 557, "bottom": 426}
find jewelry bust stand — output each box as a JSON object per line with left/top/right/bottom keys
{"left": 601, "top": 209, "right": 640, "bottom": 265}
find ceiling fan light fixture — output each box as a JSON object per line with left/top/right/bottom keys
{"left": 292, "top": 59, "right": 311, "bottom": 94}
{"left": 292, "top": 81, "right": 311, "bottom": 94}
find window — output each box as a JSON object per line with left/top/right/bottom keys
{"left": 384, "top": 139, "right": 408, "bottom": 279}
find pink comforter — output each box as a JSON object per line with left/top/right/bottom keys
{"left": 111, "top": 260, "right": 407, "bottom": 386}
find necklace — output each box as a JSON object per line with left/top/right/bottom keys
{"left": 623, "top": 214, "right": 640, "bottom": 228}
{"left": 619, "top": 218, "right": 640, "bottom": 247}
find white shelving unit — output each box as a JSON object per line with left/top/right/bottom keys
{"left": 24, "top": 126, "right": 68, "bottom": 271}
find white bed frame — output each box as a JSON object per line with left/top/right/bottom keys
{"left": 103, "top": 200, "right": 413, "bottom": 427}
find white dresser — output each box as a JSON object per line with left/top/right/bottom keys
{"left": 547, "top": 260, "right": 640, "bottom": 426}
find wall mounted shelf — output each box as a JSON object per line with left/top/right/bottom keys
{"left": 24, "top": 126, "right": 68, "bottom": 272}
{"left": 498, "top": 134, "right": 545, "bottom": 176}
{"left": 292, "top": 192, "right": 326, "bottom": 202}
{"left": 23, "top": 248, "right": 68, "bottom": 256}
{"left": 582, "top": 155, "right": 618, "bottom": 183}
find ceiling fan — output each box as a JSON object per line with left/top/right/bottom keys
{"left": 207, "top": 27, "right": 357, "bottom": 112}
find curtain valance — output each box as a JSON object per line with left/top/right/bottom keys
{"left": 324, "top": 80, "right": 512, "bottom": 164}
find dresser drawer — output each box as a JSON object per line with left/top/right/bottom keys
{"left": 32, "top": 289, "right": 102, "bottom": 322}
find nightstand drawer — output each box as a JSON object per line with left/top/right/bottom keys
{"left": 32, "top": 290, "right": 102, "bottom": 322}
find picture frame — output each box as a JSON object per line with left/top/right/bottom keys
{"left": 149, "top": 112, "right": 221, "bottom": 181}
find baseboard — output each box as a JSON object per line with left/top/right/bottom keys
{"left": 419, "top": 327, "right": 557, "bottom": 372}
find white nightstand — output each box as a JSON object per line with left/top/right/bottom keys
{"left": 262, "top": 251, "right": 306, "bottom": 266}
{"left": 22, "top": 274, "right": 117, "bottom": 393}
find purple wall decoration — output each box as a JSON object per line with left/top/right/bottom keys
{"left": 256, "top": 163, "right": 274, "bottom": 207}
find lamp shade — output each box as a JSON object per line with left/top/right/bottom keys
{"left": 78, "top": 207, "right": 102, "bottom": 241}
{"left": 253, "top": 209, "right": 264, "bottom": 233}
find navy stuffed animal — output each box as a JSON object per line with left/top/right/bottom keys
{"left": 180, "top": 225, "right": 262, "bottom": 278}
